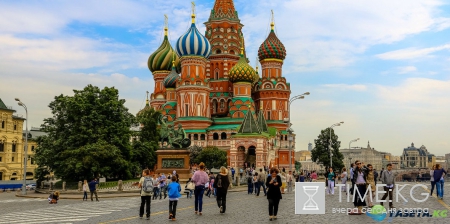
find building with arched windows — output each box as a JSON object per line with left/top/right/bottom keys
{"left": 0, "top": 98, "right": 43, "bottom": 180}
{"left": 145, "top": 0, "right": 294, "bottom": 170}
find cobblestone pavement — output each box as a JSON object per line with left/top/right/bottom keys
{"left": 0, "top": 182, "right": 449, "bottom": 223}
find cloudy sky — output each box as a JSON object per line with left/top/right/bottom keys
{"left": 1, "top": 0, "right": 449, "bottom": 156}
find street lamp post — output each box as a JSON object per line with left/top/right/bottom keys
{"left": 348, "top": 138, "right": 359, "bottom": 168}
{"left": 329, "top": 121, "right": 344, "bottom": 168}
{"left": 15, "top": 98, "right": 28, "bottom": 195}
{"left": 286, "top": 92, "right": 310, "bottom": 176}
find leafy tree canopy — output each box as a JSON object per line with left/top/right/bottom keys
{"left": 311, "top": 127, "right": 345, "bottom": 172}
{"left": 194, "top": 146, "right": 227, "bottom": 169}
{"left": 131, "top": 107, "right": 160, "bottom": 171}
{"left": 295, "top": 161, "right": 302, "bottom": 173}
{"left": 35, "top": 85, "right": 134, "bottom": 181}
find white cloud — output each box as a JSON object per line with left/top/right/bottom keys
{"left": 398, "top": 66, "right": 418, "bottom": 74}
{"left": 322, "top": 84, "right": 367, "bottom": 91}
{"left": 376, "top": 44, "right": 450, "bottom": 60}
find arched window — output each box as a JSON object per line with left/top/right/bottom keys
{"left": 229, "top": 50, "right": 235, "bottom": 55}
{"left": 213, "top": 133, "right": 219, "bottom": 140}
{"left": 0, "top": 142, "right": 3, "bottom": 152}
{"left": 200, "top": 134, "right": 205, "bottom": 140}
{"left": 216, "top": 49, "right": 221, "bottom": 54}
{"left": 13, "top": 124, "right": 17, "bottom": 130}
{"left": 194, "top": 134, "right": 199, "bottom": 140}
{"left": 221, "top": 132, "right": 227, "bottom": 139}
{"left": 12, "top": 143, "right": 16, "bottom": 152}
{"left": 1, "top": 121, "right": 4, "bottom": 129}
{"left": 267, "top": 111, "right": 271, "bottom": 120}
{"left": 188, "top": 134, "right": 192, "bottom": 140}
{"left": 238, "top": 146, "right": 245, "bottom": 152}
{"left": 220, "top": 100, "right": 225, "bottom": 109}
{"left": 212, "top": 99, "right": 218, "bottom": 114}
{"left": 248, "top": 146, "right": 256, "bottom": 155}
{"left": 285, "top": 135, "right": 287, "bottom": 141}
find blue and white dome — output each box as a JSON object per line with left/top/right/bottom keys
{"left": 176, "top": 22, "right": 211, "bottom": 58}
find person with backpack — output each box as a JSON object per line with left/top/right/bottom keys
{"left": 168, "top": 175, "right": 181, "bottom": 221}
{"left": 214, "top": 166, "right": 230, "bottom": 213}
{"left": 138, "top": 169, "right": 154, "bottom": 220}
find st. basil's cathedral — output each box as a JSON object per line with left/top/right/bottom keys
{"left": 145, "top": 0, "right": 295, "bottom": 169}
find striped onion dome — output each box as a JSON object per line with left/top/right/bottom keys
{"left": 258, "top": 26, "right": 286, "bottom": 61}
{"left": 148, "top": 31, "right": 180, "bottom": 73}
{"left": 175, "top": 20, "right": 211, "bottom": 58}
{"left": 229, "top": 49, "right": 256, "bottom": 83}
{"left": 163, "top": 63, "right": 179, "bottom": 88}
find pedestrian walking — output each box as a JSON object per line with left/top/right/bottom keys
{"left": 257, "top": 169, "right": 266, "bottom": 196}
{"left": 227, "top": 166, "right": 233, "bottom": 189}
{"left": 340, "top": 168, "right": 347, "bottom": 193}
{"left": 152, "top": 174, "right": 160, "bottom": 200}
{"left": 191, "top": 162, "right": 209, "bottom": 215}
{"left": 247, "top": 174, "right": 253, "bottom": 194}
{"left": 168, "top": 176, "right": 181, "bottom": 221}
{"left": 253, "top": 172, "right": 259, "bottom": 195}
{"left": 380, "top": 163, "right": 395, "bottom": 209}
{"left": 326, "top": 167, "right": 336, "bottom": 195}
{"left": 299, "top": 172, "right": 305, "bottom": 182}
{"left": 366, "top": 164, "right": 376, "bottom": 207}
{"left": 266, "top": 167, "right": 282, "bottom": 221}
{"left": 350, "top": 161, "right": 367, "bottom": 215}
{"left": 184, "top": 178, "right": 194, "bottom": 198}
{"left": 434, "top": 164, "right": 447, "bottom": 200}
{"left": 430, "top": 165, "right": 436, "bottom": 196}
{"left": 311, "top": 171, "right": 317, "bottom": 182}
{"left": 349, "top": 163, "right": 355, "bottom": 194}
{"left": 214, "top": 166, "right": 230, "bottom": 214}
{"left": 138, "top": 168, "right": 154, "bottom": 220}
{"left": 373, "top": 169, "right": 379, "bottom": 186}
{"left": 88, "top": 178, "right": 99, "bottom": 202}
{"left": 286, "top": 171, "right": 294, "bottom": 193}
{"left": 82, "top": 180, "right": 88, "bottom": 201}
{"left": 159, "top": 173, "right": 168, "bottom": 200}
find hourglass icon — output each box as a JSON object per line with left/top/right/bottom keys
{"left": 303, "top": 186, "right": 319, "bottom": 210}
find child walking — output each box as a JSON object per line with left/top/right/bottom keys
{"left": 168, "top": 176, "right": 181, "bottom": 221}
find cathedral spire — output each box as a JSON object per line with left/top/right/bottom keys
{"left": 271, "top": 10, "right": 275, "bottom": 31}
{"left": 191, "top": 1, "right": 196, "bottom": 23}
{"left": 238, "top": 105, "right": 261, "bottom": 134}
{"left": 210, "top": 0, "right": 238, "bottom": 20}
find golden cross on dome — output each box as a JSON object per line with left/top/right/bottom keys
{"left": 271, "top": 10, "right": 275, "bottom": 30}
{"left": 164, "top": 14, "right": 168, "bottom": 36}
{"left": 191, "top": 2, "right": 196, "bottom": 23}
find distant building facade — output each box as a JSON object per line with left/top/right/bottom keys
{"left": 340, "top": 141, "right": 383, "bottom": 171}
{"left": 400, "top": 143, "right": 434, "bottom": 169}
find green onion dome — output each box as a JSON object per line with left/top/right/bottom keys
{"left": 163, "top": 63, "right": 179, "bottom": 88}
{"left": 148, "top": 29, "right": 180, "bottom": 73}
{"left": 229, "top": 49, "right": 256, "bottom": 83}
{"left": 257, "top": 24, "right": 286, "bottom": 61}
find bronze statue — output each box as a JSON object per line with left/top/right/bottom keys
{"left": 158, "top": 115, "right": 191, "bottom": 149}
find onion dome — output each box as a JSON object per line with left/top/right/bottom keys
{"left": 148, "top": 27, "right": 180, "bottom": 73}
{"left": 175, "top": 13, "right": 211, "bottom": 58}
{"left": 163, "top": 62, "right": 179, "bottom": 88}
{"left": 258, "top": 22, "right": 286, "bottom": 61}
{"left": 253, "top": 65, "right": 260, "bottom": 83}
{"left": 229, "top": 48, "right": 256, "bottom": 83}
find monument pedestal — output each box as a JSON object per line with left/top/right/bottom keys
{"left": 156, "top": 149, "right": 191, "bottom": 181}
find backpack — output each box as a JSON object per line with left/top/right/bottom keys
{"left": 143, "top": 177, "right": 154, "bottom": 193}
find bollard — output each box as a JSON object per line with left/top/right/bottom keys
{"left": 62, "top": 181, "right": 66, "bottom": 191}
{"left": 50, "top": 182, "right": 54, "bottom": 190}
{"left": 118, "top": 180, "right": 123, "bottom": 192}
{"left": 78, "top": 181, "right": 82, "bottom": 191}
{"left": 41, "top": 181, "right": 44, "bottom": 189}
{"left": 236, "top": 176, "right": 240, "bottom": 186}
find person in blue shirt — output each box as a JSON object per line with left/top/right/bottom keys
{"left": 167, "top": 176, "right": 181, "bottom": 221}
{"left": 88, "top": 178, "right": 99, "bottom": 201}
{"left": 434, "top": 164, "right": 448, "bottom": 200}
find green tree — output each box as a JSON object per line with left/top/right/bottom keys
{"left": 311, "top": 128, "right": 344, "bottom": 172}
{"left": 195, "top": 146, "right": 227, "bottom": 169}
{"left": 131, "top": 108, "right": 160, "bottom": 172}
{"left": 35, "top": 85, "right": 134, "bottom": 181}
{"left": 295, "top": 161, "right": 302, "bottom": 173}
{"left": 188, "top": 145, "right": 203, "bottom": 164}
